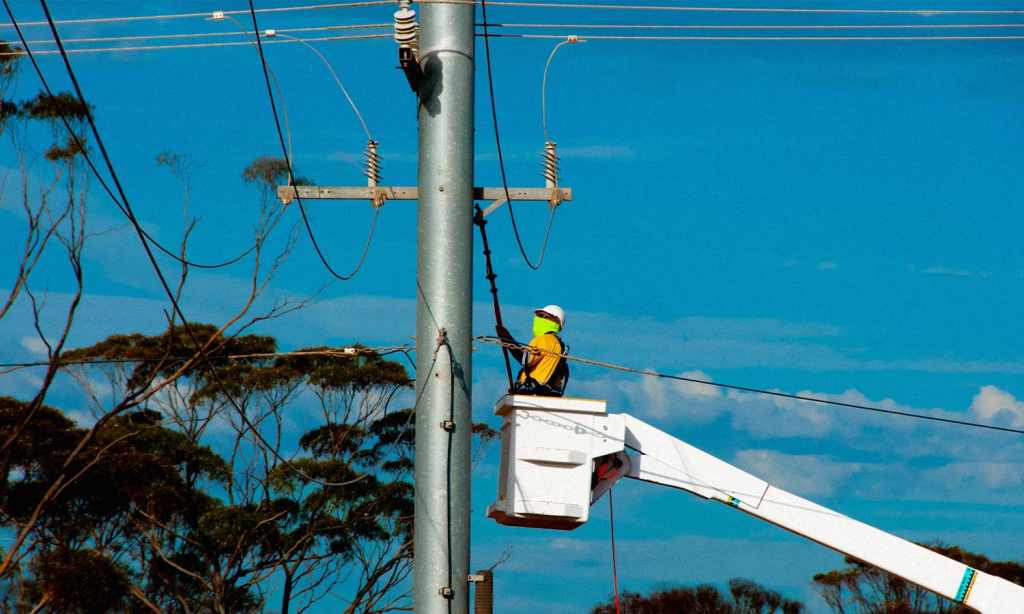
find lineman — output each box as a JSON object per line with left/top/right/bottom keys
{"left": 496, "top": 304, "right": 570, "bottom": 397}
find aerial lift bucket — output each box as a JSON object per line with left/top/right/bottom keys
{"left": 485, "top": 393, "right": 1024, "bottom": 613}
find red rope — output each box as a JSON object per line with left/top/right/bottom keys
{"left": 609, "top": 488, "right": 621, "bottom": 614}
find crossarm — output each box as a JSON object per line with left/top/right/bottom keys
{"left": 621, "top": 414, "right": 1024, "bottom": 614}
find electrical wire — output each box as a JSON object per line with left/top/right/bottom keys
{"left": 541, "top": 36, "right": 580, "bottom": 144}
{"left": 491, "top": 21, "right": 1024, "bottom": 31}
{"left": 0, "top": 3, "right": 258, "bottom": 271}
{"left": 28, "top": 0, "right": 367, "bottom": 489}
{"left": 212, "top": 14, "right": 297, "bottom": 167}
{"left": 0, "top": 1, "right": 395, "bottom": 29}
{"left": 609, "top": 488, "right": 621, "bottom": 614}
{"left": 421, "top": 0, "right": 1024, "bottom": 15}
{"left": 20, "top": 22, "right": 391, "bottom": 46}
{"left": 482, "top": 32, "right": 1024, "bottom": 40}
{"left": 0, "top": 345, "right": 415, "bottom": 371}
{"left": 0, "top": 32, "right": 392, "bottom": 57}
{"left": 480, "top": 0, "right": 555, "bottom": 271}
{"left": 475, "top": 337, "right": 1024, "bottom": 435}
{"left": 274, "top": 32, "right": 373, "bottom": 140}
{"left": 247, "top": 0, "right": 381, "bottom": 282}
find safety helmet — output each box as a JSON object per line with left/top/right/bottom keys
{"left": 535, "top": 304, "right": 565, "bottom": 329}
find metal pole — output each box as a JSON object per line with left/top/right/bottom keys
{"left": 414, "top": 0, "right": 474, "bottom": 611}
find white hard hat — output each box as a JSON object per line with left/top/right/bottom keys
{"left": 536, "top": 304, "right": 565, "bottom": 329}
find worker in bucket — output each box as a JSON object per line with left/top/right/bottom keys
{"left": 496, "top": 304, "right": 570, "bottom": 397}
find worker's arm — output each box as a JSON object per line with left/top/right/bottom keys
{"left": 495, "top": 325, "right": 525, "bottom": 363}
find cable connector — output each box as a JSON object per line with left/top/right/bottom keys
{"left": 264, "top": 28, "right": 276, "bottom": 37}
{"left": 210, "top": 10, "right": 225, "bottom": 20}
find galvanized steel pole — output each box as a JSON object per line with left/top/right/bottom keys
{"left": 413, "top": 0, "right": 474, "bottom": 611}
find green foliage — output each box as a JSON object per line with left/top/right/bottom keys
{"left": 241, "top": 156, "right": 313, "bottom": 189}
{"left": 591, "top": 580, "right": 803, "bottom": 614}
{"left": 31, "top": 548, "right": 132, "bottom": 614}
{"left": 19, "top": 91, "right": 90, "bottom": 123}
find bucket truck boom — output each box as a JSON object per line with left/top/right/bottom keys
{"left": 486, "top": 395, "right": 1024, "bottom": 614}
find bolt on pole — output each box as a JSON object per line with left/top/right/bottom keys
{"left": 413, "top": 0, "right": 474, "bottom": 611}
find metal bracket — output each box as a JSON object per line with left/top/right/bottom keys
{"left": 277, "top": 185, "right": 572, "bottom": 215}
{"left": 399, "top": 47, "right": 423, "bottom": 93}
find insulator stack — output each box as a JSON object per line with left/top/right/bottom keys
{"left": 393, "top": 0, "right": 419, "bottom": 57}
{"left": 364, "top": 140, "right": 381, "bottom": 187}
{"left": 542, "top": 140, "right": 559, "bottom": 189}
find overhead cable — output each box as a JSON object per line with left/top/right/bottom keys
{"left": 20, "top": 22, "right": 391, "bottom": 46}
{"left": 480, "top": 32, "right": 1024, "bottom": 40}
{"left": 274, "top": 32, "right": 373, "bottom": 140}
{"left": 480, "top": 0, "right": 554, "bottom": 271}
{"left": 0, "top": 2, "right": 257, "bottom": 271}
{"left": 475, "top": 336, "right": 1024, "bottom": 435}
{"left": 0, "top": 32, "right": 391, "bottom": 57}
{"left": 421, "top": 0, "right": 1024, "bottom": 15}
{"left": 28, "top": 0, "right": 367, "bottom": 489}
{"left": 246, "top": 0, "right": 380, "bottom": 281}
{"left": 490, "top": 21, "right": 1024, "bottom": 31}
{"left": 0, "top": 345, "right": 415, "bottom": 371}
{"left": 0, "top": 1, "right": 394, "bottom": 29}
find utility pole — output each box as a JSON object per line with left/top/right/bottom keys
{"left": 275, "top": 8, "right": 571, "bottom": 611}
{"left": 413, "top": 0, "right": 475, "bottom": 611}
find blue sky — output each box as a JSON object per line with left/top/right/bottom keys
{"left": 1, "top": 0, "right": 1024, "bottom": 612}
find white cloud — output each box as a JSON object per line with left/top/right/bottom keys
{"left": 969, "top": 385, "right": 1024, "bottom": 428}
{"left": 733, "top": 449, "right": 864, "bottom": 497}
{"left": 19, "top": 336, "right": 48, "bottom": 356}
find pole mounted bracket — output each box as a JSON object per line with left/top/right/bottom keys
{"left": 277, "top": 185, "right": 572, "bottom": 216}
{"left": 399, "top": 47, "right": 424, "bottom": 93}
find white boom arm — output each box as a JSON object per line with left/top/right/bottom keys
{"left": 487, "top": 395, "right": 1024, "bottom": 613}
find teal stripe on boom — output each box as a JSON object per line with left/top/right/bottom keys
{"left": 955, "top": 567, "right": 977, "bottom": 602}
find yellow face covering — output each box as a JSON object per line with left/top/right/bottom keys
{"left": 533, "top": 316, "right": 561, "bottom": 337}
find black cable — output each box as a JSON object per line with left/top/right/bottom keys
{"left": 246, "top": 0, "right": 377, "bottom": 281}
{"left": 33, "top": 0, "right": 363, "bottom": 488}
{"left": 476, "top": 337, "right": 1024, "bottom": 436}
{"left": 442, "top": 336, "right": 455, "bottom": 613}
{"left": 0, "top": 1, "right": 257, "bottom": 271}
{"left": 479, "top": 0, "right": 555, "bottom": 271}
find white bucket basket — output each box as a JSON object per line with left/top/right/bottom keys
{"left": 486, "top": 394, "right": 625, "bottom": 530}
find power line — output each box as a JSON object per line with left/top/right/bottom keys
{"left": 20, "top": 22, "right": 391, "bottom": 46}
{"left": 481, "top": 31, "right": 1024, "bottom": 40}
{"left": 0, "top": 1, "right": 394, "bottom": 29}
{"left": 246, "top": 0, "right": 381, "bottom": 282}
{"left": 0, "top": 32, "right": 392, "bottom": 57}
{"left": 489, "top": 21, "right": 1024, "bottom": 31}
{"left": 0, "top": 346, "right": 415, "bottom": 371}
{"left": 27, "top": 0, "right": 368, "bottom": 489}
{"left": 423, "top": 0, "right": 1024, "bottom": 16}
{"left": 475, "top": 336, "right": 1024, "bottom": 435}
{"left": 480, "top": 0, "right": 556, "bottom": 271}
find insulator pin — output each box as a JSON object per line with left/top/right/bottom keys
{"left": 542, "top": 141, "right": 559, "bottom": 188}
{"left": 394, "top": 0, "right": 419, "bottom": 55}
